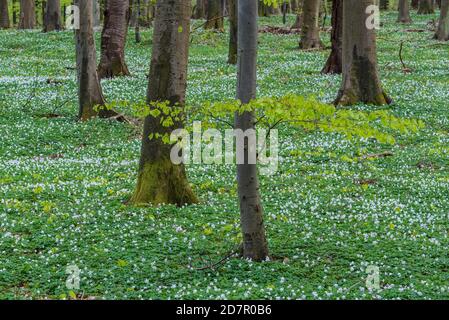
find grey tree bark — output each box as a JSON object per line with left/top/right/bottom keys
{"left": 205, "top": 0, "right": 224, "bottom": 30}
{"left": 322, "top": 0, "right": 342, "bottom": 74}
{"left": 193, "top": 0, "right": 206, "bottom": 19}
{"left": 0, "top": 0, "right": 10, "bottom": 28}
{"left": 299, "top": 0, "right": 323, "bottom": 49}
{"left": 335, "top": 0, "right": 391, "bottom": 106}
{"left": 44, "top": 0, "right": 61, "bottom": 32}
{"left": 75, "top": 0, "right": 114, "bottom": 121}
{"left": 235, "top": 0, "right": 269, "bottom": 262}
{"left": 19, "top": 0, "right": 35, "bottom": 29}
{"left": 130, "top": 0, "right": 197, "bottom": 206}
{"left": 398, "top": 0, "right": 412, "bottom": 23}
{"left": 93, "top": 0, "right": 100, "bottom": 29}
{"left": 418, "top": 0, "right": 434, "bottom": 13}
{"left": 228, "top": 0, "right": 238, "bottom": 64}
{"left": 435, "top": 0, "right": 449, "bottom": 40}
{"left": 97, "top": 0, "right": 131, "bottom": 79}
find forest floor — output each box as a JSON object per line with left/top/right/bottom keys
{"left": 0, "top": 12, "right": 448, "bottom": 300}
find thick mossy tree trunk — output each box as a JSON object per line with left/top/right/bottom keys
{"left": 299, "top": 0, "right": 323, "bottom": 49}
{"left": 19, "top": 0, "right": 35, "bottom": 29}
{"left": 97, "top": 0, "right": 131, "bottom": 79}
{"left": 235, "top": 0, "right": 269, "bottom": 262}
{"left": 435, "top": 0, "right": 449, "bottom": 40}
{"left": 205, "top": 0, "right": 224, "bottom": 30}
{"left": 335, "top": 0, "right": 391, "bottom": 106}
{"left": 0, "top": 0, "right": 10, "bottom": 28}
{"left": 76, "top": 0, "right": 114, "bottom": 121}
{"left": 228, "top": 0, "right": 238, "bottom": 64}
{"left": 44, "top": 0, "right": 61, "bottom": 32}
{"left": 322, "top": 0, "right": 342, "bottom": 74}
{"left": 130, "top": 0, "right": 197, "bottom": 206}
{"left": 398, "top": 0, "right": 412, "bottom": 23}
{"left": 418, "top": 0, "right": 434, "bottom": 13}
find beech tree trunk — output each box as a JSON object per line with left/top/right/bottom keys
{"left": 299, "top": 0, "right": 323, "bottom": 49}
{"left": 130, "top": 0, "right": 197, "bottom": 206}
{"left": 0, "top": 0, "right": 10, "bottom": 28}
{"left": 205, "top": 0, "right": 223, "bottom": 30}
{"left": 398, "top": 0, "right": 412, "bottom": 23}
{"left": 435, "top": 0, "right": 449, "bottom": 40}
{"left": 418, "top": 0, "right": 434, "bottom": 13}
{"left": 322, "top": 0, "right": 342, "bottom": 74}
{"left": 228, "top": 0, "right": 237, "bottom": 64}
{"left": 44, "top": 0, "right": 61, "bottom": 32}
{"left": 235, "top": 0, "right": 269, "bottom": 262}
{"left": 19, "top": 0, "right": 35, "bottom": 29}
{"left": 193, "top": 0, "right": 206, "bottom": 19}
{"left": 97, "top": 0, "right": 131, "bottom": 79}
{"left": 76, "top": 0, "right": 113, "bottom": 121}
{"left": 335, "top": 0, "right": 391, "bottom": 106}
{"left": 93, "top": 0, "right": 101, "bottom": 29}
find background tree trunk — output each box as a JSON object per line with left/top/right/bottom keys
{"left": 418, "top": 0, "right": 434, "bottom": 13}
{"left": 193, "top": 0, "right": 206, "bottom": 19}
{"left": 235, "top": 0, "right": 269, "bottom": 262}
{"left": 130, "top": 0, "right": 197, "bottom": 206}
{"left": 335, "top": 0, "right": 391, "bottom": 106}
{"left": 299, "top": 0, "right": 323, "bottom": 49}
{"left": 93, "top": 0, "right": 100, "bottom": 29}
{"left": 97, "top": 0, "right": 131, "bottom": 79}
{"left": 205, "top": 0, "right": 223, "bottom": 30}
{"left": 435, "top": 0, "right": 449, "bottom": 40}
{"left": 44, "top": 0, "right": 61, "bottom": 32}
{"left": 322, "top": 0, "right": 342, "bottom": 74}
{"left": 76, "top": 0, "right": 111, "bottom": 121}
{"left": 228, "top": 0, "right": 237, "bottom": 64}
{"left": 0, "top": 0, "right": 10, "bottom": 28}
{"left": 398, "top": 0, "right": 412, "bottom": 23}
{"left": 19, "top": 0, "right": 35, "bottom": 29}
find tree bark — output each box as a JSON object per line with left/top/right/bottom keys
{"left": 19, "top": 0, "right": 35, "bottom": 29}
{"left": 44, "top": 0, "right": 61, "bottom": 32}
{"left": 398, "top": 0, "right": 412, "bottom": 23}
{"left": 435, "top": 0, "right": 449, "bottom": 40}
{"left": 93, "top": 0, "right": 101, "bottom": 29}
{"left": 228, "top": 0, "right": 237, "bottom": 64}
{"left": 193, "top": 0, "right": 206, "bottom": 19}
{"left": 0, "top": 0, "right": 10, "bottom": 28}
{"left": 97, "top": 0, "right": 131, "bottom": 79}
{"left": 322, "top": 0, "right": 342, "bottom": 74}
{"left": 76, "top": 0, "right": 113, "bottom": 121}
{"left": 205, "top": 0, "right": 223, "bottom": 30}
{"left": 130, "top": 0, "right": 197, "bottom": 206}
{"left": 235, "top": 0, "right": 269, "bottom": 262}
{"left": 299, "top": 0, "right": 323, "bottom": 49}
{"left": 418, "top": 0, "right": 434, "bottom": 13}
{"left": 334, "top": 0, "right": 391, "bottom": 106}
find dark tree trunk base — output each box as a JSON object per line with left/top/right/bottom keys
{"left": 97, "top": 60, "right": 131, "bottom": 79}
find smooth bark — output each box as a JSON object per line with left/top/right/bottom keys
{"left": 299, "top": 0, "right": 323, "bottom": 49}
{"left": 44, "top": 0, "right": 61, "bottom": 32}
{"left": 235, "top": 0, "right": 269, "bottom": 261}
{"left": 228, "top": 0, "right": 238, "bottom": 64}
{"left": 130, "top": 0, "right": 197, "bottom": 206}
{"left": 435, "top": 0, "right": 449, "bottom": 40}
{"left": 322, "top": 0, "right": 342, "bottom": 74}
{"left": 0, "top": 0, "right": 10, "bottom": 28}
{"left": 335, "top": 0, "right": 391, "bottom": 106}
{"left": 19, "top": 0, "right": 35, "bottom": 29}
{"left": 398, "top": 0, "right": 412, "bottom": 23}
{"left": 205, "top": 0, "right": 224, "bottom": 30}
{"left": 418, "top": 0, "right": 434, "bottom": 13}
{"left": 97, "top": 0, "right": 131, "bottom": 79}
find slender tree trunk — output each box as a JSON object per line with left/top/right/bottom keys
{"left": 235, "top": 0, "right": 269, "bottom": 262}
{"left": 398, "top": 0, "right": 412, "bottom": 23}
{"left": 93, "top": 0, "right": 100, "bottom": 29}
{"left": 76, "top": 0, "right": 114, "bottom": 121}
{"left": 322, "top": 0, "right": 342, "bottom": 74}
{"left": 299, "top": 0, "right": 323, "bottom": 49}
{"left": 44, "top": 0, "right": 61, "bottom": 32}
{"left": 418, "top": 0, "right": 434, "bottom": 13}
{"left": 228, "top": 0, "right": 237, "bottom": 64}
{"left": 435, "top": 0, "right": 449, "bottom": 40}
{"left": 19, "top": 0, "right": 35, "bottom": 29}
{"left": 0, "top": 0, "right": 10, "bottom": 28}
{"left": 129, "top": 0, "right": 138, "bottom": 27}
{"left": 334, "top": 0, "right": 391, "bottom": 106}
{"left": 130, "top": 0, "right": 197, "bottom": 206}
{"left": 97, "top": 0, "right": 131, "bottom": 79}
{"left": 205, "top": 0, "right": 224, "bottom": 30}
